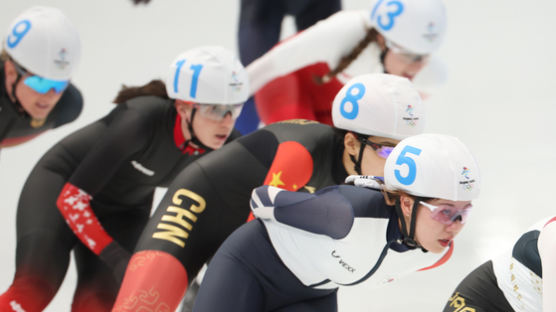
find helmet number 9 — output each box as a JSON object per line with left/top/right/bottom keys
{"left": 173, "top": 59, "right": 204, "bottom": 99}
{"left": 340, "top": 83, "right": 365, "bottom": 120}
{"left": 7, "top": 20, "right": 31, "bottom": 49}
{"left": 394, "top": 145, "right": 421, "bottom": 185}
{"left": 371, "top": 0, "right": 405, "bottom": 31}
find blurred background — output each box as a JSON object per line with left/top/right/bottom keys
{"left": 1, "top": 0, "right": 555, "bottom": 310}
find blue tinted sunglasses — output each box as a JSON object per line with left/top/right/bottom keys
{"left": 13, "top": 61, "right": 69, "bottom": 94}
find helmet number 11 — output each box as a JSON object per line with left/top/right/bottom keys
{"left": 173, "top": 59, "right": 204, "bottom": 99}
{"left": 394, "top": 145, "right": 421, "bottom": 185}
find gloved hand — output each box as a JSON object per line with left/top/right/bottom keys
{"left": 98, "top": 241, "right": 132, "bottom": 283}
{"left": 344, "top": 175, "right": 384, "bottom": 190}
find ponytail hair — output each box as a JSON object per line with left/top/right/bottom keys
{"left": 315, "top": 28, "right": 380, "bottom": 85}
{"left": 113, "top": 79, "right": 169, "bottom": 104}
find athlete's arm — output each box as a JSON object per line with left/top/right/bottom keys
{"left": 251, "top": 185, "right": 354, "bottom": 239}
{"left": 113, "top": 129, "right": 280, "bottom": 311}
{"left": 538, "top": 217, "right": 556, "bottom": 311}
{"left": 247, "top": 10, "right": 368, "bottom": 94}
{"left": 56, "top": 105, "right": 150, "bottom": 265}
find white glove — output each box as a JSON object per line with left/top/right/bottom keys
{"left": 344, "top": 175, "right": 384, "bottom": 190}
{"left": 250, "top": 185, "right": 283, "bottom": 221}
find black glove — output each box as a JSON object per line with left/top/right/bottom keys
{"left": 131, "top": 0, "right": 151, "bottom": 4}
{"left": 98, "top": 241, "right": 132, "bottom": 283}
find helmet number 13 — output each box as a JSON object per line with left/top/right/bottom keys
{"left": 173, "top": 59, "right": 204, "bottom": 99}
{"left": 371, "top": 0, "right": 405, "bottom": 31}
{"left": 394, "top": 145, "right": 421, "bottom": 185}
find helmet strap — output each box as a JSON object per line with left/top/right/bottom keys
{"left": 183, "top": 107, "right": 210, "bottom": 154}
{"left": 349, "top": 135, "right": 368, "bottom": 175}
{"left": 7, "top": 69, "right": 28, "bottom": 117}
{"left": 395, "top": 197, "right": 422, "bottom": 249}
{"left": 380, "top": 47, "right": 389, "bottom": 73}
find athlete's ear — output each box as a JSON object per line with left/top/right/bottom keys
{"left": 343, "top": 132, "right": 361, "bottom": 157}
{"left": 399, "top": 194, "right": 415, "bottom": 217}
{"left": 3, "top": 60, "right": 18, "bottom": 89}
{"left": 174, "top": 100, "right": 193, "bottom": 118}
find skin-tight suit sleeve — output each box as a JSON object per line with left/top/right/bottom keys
{"left": 56, "top": 108, "right": 148, "bottom": 257}
{"left": 538, "top": 216, "right": 556, "bottom": 311}
{"left": 112, "top": 131, "right": 278, "bottom": 311}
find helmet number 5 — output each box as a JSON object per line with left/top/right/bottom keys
{"left": 7, "top": 20, "right": 31, "bottom": 49}
{"left": 173, "top": 59, "right": 204, "bottom": 99}
{"left": 394, "top": 145, "right": 421, "bottom": 185}
{"left": 371, "top": 0, "right": 405, "bottom": 31}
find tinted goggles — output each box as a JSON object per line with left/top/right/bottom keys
{"left": 195, "top": 103, "right": 244, "bottom": 121}
{"left": 420, "top": 201, "right": 472, "bottom": 225}
{"left": 386, "top": 40, "right": 429, "bottom": 64}
{"left": 363, "top": 140, "right": 395, "bottom": 159}
{"left": 13, "top": 62, "right": 69, "bottom": 94}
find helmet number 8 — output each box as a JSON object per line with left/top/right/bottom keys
{"left": 7, "top": 20, "right": 31, "bottom": 49}
{"left": 371, "top": 0, "right": 405, "bottom": 31}
{"left": 340, "top": 83, "right": 365, "bottom": 120}
{"left": 173, "top": 59, "right": 204, "bottom": 99}
{"left": 394, "top": 145, "right": 422, "bottom": 185}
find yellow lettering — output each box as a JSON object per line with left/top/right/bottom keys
{"left": 447, "top": 292, "right": 476, "bottom": 312}
{"left": 161, "top": 206, "right": 195, "bottom": 230}
{"left": 172, "top": 189, "right": 206, "bottom": 213}
{"left": 152, "top": 223, "right": 189, "bottom": 247}
{"left": 153, "top": 188, "right": 207, "bottom": 248}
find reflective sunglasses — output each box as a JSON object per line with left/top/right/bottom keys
{"left": 419, "top": 201, "right": 472, "bottom": 225}
{"left": 13, "top": 61, "right": 69, "bottom": 94}
{"left": 195, "top": 103, "right": 244, "bottom": 121}
{"left": 386, "top": 40, "right": 429, "bottom": 64}
{"left": 363, "top": 140, "right": 395, "bottom": 159}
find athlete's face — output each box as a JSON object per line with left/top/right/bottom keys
{"left": 375, "top": 35, "right": 428, "bottom": 81}
{"left": 176, "top": 101, "right": 236, "bottom": 150}
{"left": 408, "top": 198, "right": 470, "bottom": 253}
{"left": 344, "top": 133, "right": 399, "bottom": 176}
{"left": 4, "top": 60, "right": 64, "bottom": 120}
{"left": 382, "top": 51, "right": 428, "bottom": 81}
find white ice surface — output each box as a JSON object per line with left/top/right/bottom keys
{"left": 1, "top": 0, "right": 555, "bottom": 311}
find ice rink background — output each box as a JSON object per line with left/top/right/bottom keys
{"left": 1, "top": 0, "right": 555, "bottom": 311}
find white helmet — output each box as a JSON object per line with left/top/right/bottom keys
{"left": 384, "top": 133, "right": 480, "bottom": 201}
{"left": 166, "top": 46, "right": 249, "bottom": 105}
{"left": 332, "top": 73, "right": 425, "bottom": 140}
{"left": 4, "top": 6, "right": 81, "bottom": 81}
{"left": 368, "top": 0, "right": 447, "bottom": 55}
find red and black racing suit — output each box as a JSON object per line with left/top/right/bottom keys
{"left": 0, "top": 95, "right": 239, "bottom": 312}
{"left": 113, "top": 120, "right": 348, "bottom": 311}
{"left": 0, "top": 63, "right": 83, "bottom": 147}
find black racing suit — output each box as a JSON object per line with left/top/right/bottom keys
{"left": 112, "top": 120, "right": 348, "bottom": 311}
{"left": 0, "top": 95, "right": 239, "bottom": 312}
{"left": 0, "top": 63, "right": 83, "bottom": 147}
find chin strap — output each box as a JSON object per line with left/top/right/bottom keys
{"left": 348, "top": 135, "right": 369, "bottom": 175}
{"left": 395, "top": 197, "right": 426, "bottom": 250}
{"left": 181, "top": 107, "right": 209, "bottom": 155}
{"left": 380, "top": 47, "right": 389, "bottom": 74}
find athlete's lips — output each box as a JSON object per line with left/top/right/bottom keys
{"left": 36, "top": 103, "right": 51, "bottom": 110}
{"left": 438, "top": 239, "right": 451, "bottom": 247}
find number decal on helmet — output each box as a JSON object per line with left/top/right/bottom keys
{"left": 7, "top": 20, "right": 31, "bottom": 49}
{"left": 340, "top": 83, "right": 365, "bottom": 120}
{"left": 371, "top": 0, "right": 405, "bottom": 32}
{"left": 394, "top": 145, "right": 421, "bottom": 185}
{"left": 173, "top": 59, "right": 204, "bottom": 99}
